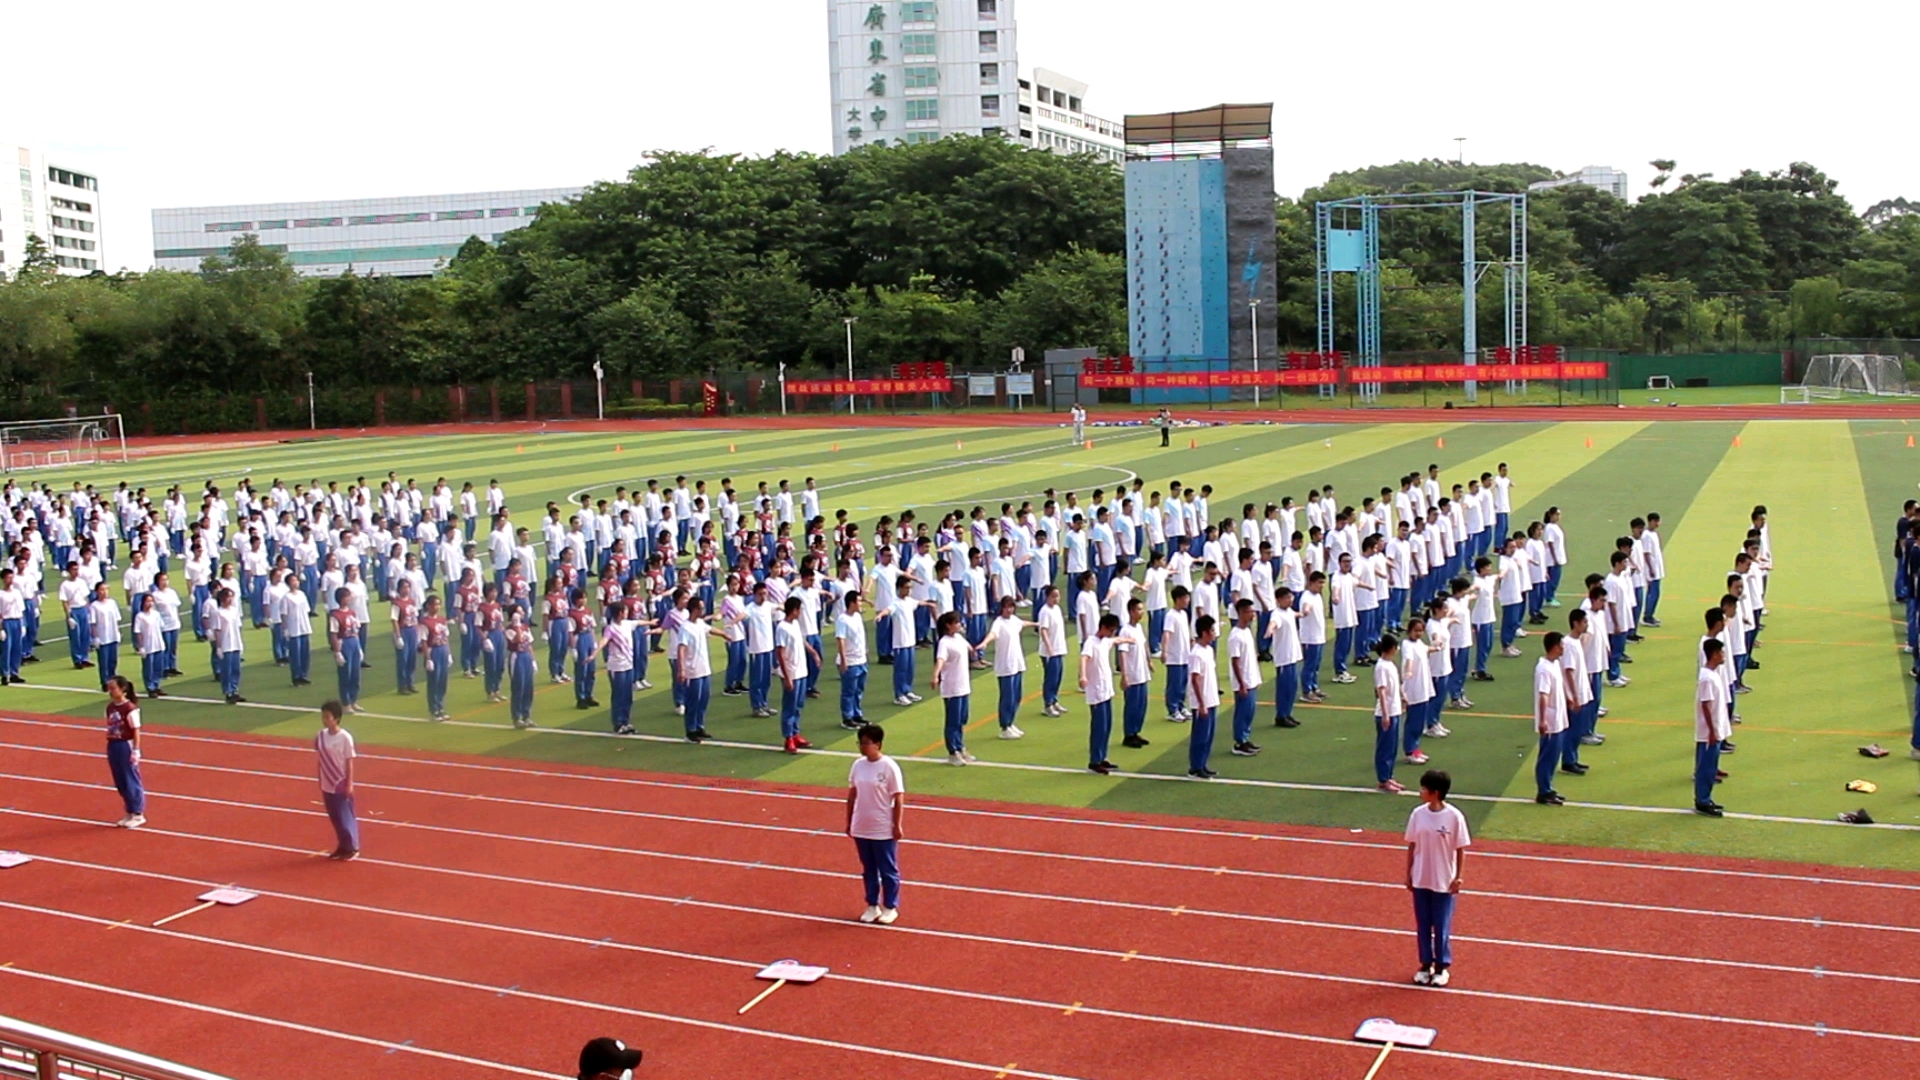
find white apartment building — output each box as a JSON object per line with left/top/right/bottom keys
{"left": 1529, "top": 165, "right": 1631, "bottom": 201}
{"left": 827, "top": 0, "right": 1021, "bottom": 153}
{"left": 2, "top": 142, "right": 103, "bottom": 276}
{"left": 1020, "top": 68, "right": 1124, "bottom": 164}
{"left": 151, "top": 187, "right": 583, "bottom": 277}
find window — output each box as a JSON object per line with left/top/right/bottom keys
{"left": 1068, "top": 96, "right": 1082, "bottom": 112}
{"left": 904, "top": 98, "right": 939, "bottom": 122}
{"left": 257, "top": 219, "right": 288, "bottom": 230}
{"left": 293, "top": 217, "right": 344, "bottom": 228}
{"left": 1034, "top": 84, "right": 1049, "bottom": 101}
{"left": 979, "top": 62, "right": 998, "bottom": 85}
{"left": 900, "top": 0, "right": 936, "bottom": 22}
{"left": 901, "top": 32, "right": 935, "bottom": 55}
{"left": 904, "top": 131, "right": 940, "bottom": 145}
{"left": 52, "top": 235, "right": 95, "bottom": 251}
{"left": 983, "top": 126, "right": 1004, "bottom": 138}
{"left": 490, "top": 207, "right": 520, "bottom": 218}
{"left": 1052, "top": 90, "right": 1066, "bottom": 107}
{"left": 904, "top": 65, "right": 938, "bottom": 89}
{"left": 978, "top": 0, "right": 997, "bottom": 16}
{"left": 435, "top": 209, "right": 485, "bottom": 221}
{"left": 48, "top": 167, "right": 97, "bottom": 191}
{"left": 204, "top": 221, "right": 255, "bottom": 233}
{"left": 50, "top": 196, "right": 91, "bottom": 213}
{"left": 17, "top": 168, "right": 29, "bottom": 185}
{"left": 978, "top": 30, "right": 997, "bottom": 51}
{"left": 49, "top": 215, "right": 94, "bottom": 232}
{"left": 981, "top": 94, "right": 1001, "bottom": 118}
{"left": 347, "top": 212, "right": 432, "bottom": 226}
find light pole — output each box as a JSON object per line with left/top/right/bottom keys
{"left": 842, "top": 316, "right": 858, "bottom": 415}
{"left": 592, "top": 359, "right": 605, "bottom": 421}
{"left": 1249, "top": 300, "right": 1262, "bottom": 407}
{"left": 778, "top": 361, "right": 788, "bottom": 417}
{"left": 306, "top": 371, "right": 316, "bottom": 430}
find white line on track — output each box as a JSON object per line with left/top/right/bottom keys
{"left": 7, "top": 808, "right": 1916, "bottom": 1054}
{"left": 6, "top": 714, "right": 1918, "bottom": 890}
{"left": 0, "top": 964, "right": 565, "bottom": 1078}
{"left": 10, "top": 754, "right": 1919, "bottom": 947}
{"left": 0, "top": 880, "right": 1681, "bottom": 1080}
{"left": 8, "top": 765, "right": 1916, "bottom": 988}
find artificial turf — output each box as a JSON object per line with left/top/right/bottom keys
{"left": 14, "top": 418, "right": 1920, "bottom": 871}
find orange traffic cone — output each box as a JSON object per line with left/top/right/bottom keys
{"left": 1907, "top": 434, "right": 1915, "bottom": 448}
{"left": 1084, "top": 440, "right": 1093, "bottom": 450}
{"left": 1733, "top": 435, "right": 1742, "bottom": 448}
{"left": 729, "top": 443, "right": 736, "bottom": 453}
{"left": 832, "top": 443, "right": 839, "bottom": 452}
{"left": 1584, "top": 436, "right": 1593, "bottom": 449}
{"left": 957, "top": 440, "right": 964, "bottom": 450}
{"left": 615, "top": 444, "right": 623, "bottom": 453}
{"left": 515, "top": 445, "right": 523, "bottom": 454}
{"left": 1435, "top": 436, "right": 1444, "bottom": 449}
{"left": 1189, "top": 438, "right": 1197, "bottom": 450}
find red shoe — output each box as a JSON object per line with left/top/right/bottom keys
{"left": 783, "top": 735, "right": 799, "bottom": 754}
{"left": 792, "top": 736, "right": 814, "bottom": 750}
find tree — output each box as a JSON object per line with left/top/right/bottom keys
{"left": 1725, "top": 163, "right": 1861, "bottom": 289}
{"left": 983, "top": 247, "right": 1126, "bottom": 359}
{"left": 1620, "top": 183, "right": 1771, "bottom": 296}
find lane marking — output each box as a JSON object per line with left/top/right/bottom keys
{"left": 150, "top": 901, "right": 217, "bottom": 927}
{"left": 9, "top": 715, "right": 1920, "bottom": 888}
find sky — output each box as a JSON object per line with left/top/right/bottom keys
{"left": 5, "top": 0, "right": 1911, "bottom": 274}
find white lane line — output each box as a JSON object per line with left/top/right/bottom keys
{"left": 7, "top": 714, "right": 1920, "bottom": 892}
{"left": 9, "top": 767, "right": 1916, "bottom": 987}
{"left": 0, "top": 885, "right": 1678, "bottom": 1080}
{"left": 0, "top": 964, "right": 564, "bottom": 1078}
{"left": 10, "top": 694, "right": 1917, "bottom": 835}
{"left": 7, "top": 808, "right": 1917, "bottom": 1053}
{"left": 10, "top": 755, "right": 1918, "bottom": 946}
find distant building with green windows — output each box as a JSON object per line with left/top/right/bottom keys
{"left": 150, "top": 186, "right": 583, "bottom": 277}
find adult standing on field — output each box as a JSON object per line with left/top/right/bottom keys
{"left": 1071, "top": 403, "right": 1086, "bottom": 445}
{"left": 1156, "top": 407, "right": 1172, "bottom": 447}
{"left": 1406, "top": 768, "right": 1468, "bottom": 986}
{"left": 316, "top": 700, "right": 360, "bottom": 860}
{"left": 103, "top": 675, "right": 145, "bottom": 829}
{"left": 846, "top": 723, "right": 904, "bottom": 925}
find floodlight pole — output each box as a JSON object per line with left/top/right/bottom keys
{"left": 306, "top": 371, "right": 316, "bottom": 430}
{"left": 843, "top": 317, "right": 858, "bottom": 415}
{"left": 1249, "top": 300, "right": 1262, "bottom": 407}
{"left": 592, "top": 359, "right": 605, "bottom": 421}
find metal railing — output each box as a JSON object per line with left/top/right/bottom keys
{"left": 0, "top": 1015, "right": 234, "bottom": 1080}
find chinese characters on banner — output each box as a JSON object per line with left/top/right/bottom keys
{"left": 701, "top": 381, "right": 719, "bottom": 416}
{"left": 1082, "top": 363, "right": 1608, "bottom": 389}
{"left": 785, "top": 377, "right": 954, "bottom": 396}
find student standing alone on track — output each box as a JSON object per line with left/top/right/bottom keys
{"left": 104, "top": 675, "right": 144, "bottom": 829}
{"left": 316, "top": 700, "right": 360, "bottom": 860}
{"left": 1406, "top": 768, "right": 1468, "bottom": 986}
{"left": 846, "top": 723, "right": 904, "bottom": 925}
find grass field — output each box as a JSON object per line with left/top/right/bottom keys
{"left": 17, "top": 416, "right": 1920, "bottom": 872}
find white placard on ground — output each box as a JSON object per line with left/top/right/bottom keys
{"left": 197, "top": 888, "right": 258, "bottom": 906}
{"left": 1354, "top": 1018, "right": 1437, "bottom": 1048}
{"left": 756, "top": 960, "right": 828, "bottom": 984}
{"left": 0, "top": 852, "right": 31, "bottom": 869}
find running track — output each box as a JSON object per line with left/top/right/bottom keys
{"left": 1, "top": 713, "right": 1915, "bottom": 1080}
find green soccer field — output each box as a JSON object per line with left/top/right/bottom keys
{"left": 17, "top": 417, "right": 1920, "bottom": 871}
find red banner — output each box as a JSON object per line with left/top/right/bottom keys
{"left": 1346, "top": 362, "right": 1610, "bottom": 384}
{"left": 701, "top": 380, "right": 719, "bottom": 417}
{"left": 786, "top": 377, "right": 953, "bottom": 396}
{"left": 1083, "top": 369, "right": 1340, "bottom": 389}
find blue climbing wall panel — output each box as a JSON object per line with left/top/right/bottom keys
{"left": 1126, "top": 158, "right": 1229, "bottom": 403}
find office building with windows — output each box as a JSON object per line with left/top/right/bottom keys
{"left": 1529, "top": 165, "right": 1630, "bottom": 201}
{"left": 1020, "top": 68, "right": 1124, "bottom": 164}
{"left": 827, "top": 0, "right": 1021, "bottom": 153}
{"left": 3, "top": 142, "right": 104, "bottom": 276}
{"left": 150, "top": 187, "right": 583, "bottom": 277}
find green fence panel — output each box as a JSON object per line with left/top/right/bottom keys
{"left": 1612, "top": 353, "right": 1784, "bottom": 388}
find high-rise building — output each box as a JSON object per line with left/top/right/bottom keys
{"left": 1019, "top": 68, "right": 1124, "bottom": 164}
{"left": 827, "top": 0, "right": 1021, "bottom": 153}
{"left": 150, "top": 187, "right": 583, "bottom": 277}
{"left": 2, "top": 143, "right": 104, "bottom": 276}
{"left": 1529, "top": 165, "right": 1630, "bottom": 201}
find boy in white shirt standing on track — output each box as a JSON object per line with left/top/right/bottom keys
{"left": 1406, "top": 768, "right": 1469, "bottom": 987}
{"left": 1532, "top": 633, "right": 1570, "bottom": 806}
{"left": 316, "top": 700, "right": 360, "bottom": 861}
{"left": 846, "top": 723, "right": 905, "bottom": 924}
{"left": 1371, "top": 634, "right": 1405, "bottom": 792}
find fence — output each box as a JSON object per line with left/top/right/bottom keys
{"left": 0, "top": 1014, "right": 234, "bottom": 1080}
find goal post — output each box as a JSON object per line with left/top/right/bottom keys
{"left": 1780, "top": 385, "right": 1811, "bottom": 405}
{"left": 0, "top": 413, "right": 128, "bottom": 471}
{"left": 1799, "top": 354, "right": 1911, "bottom": 399}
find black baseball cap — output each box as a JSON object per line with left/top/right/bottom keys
{"left": 578, "top": 1037, "right": 643, "bottom": 1078}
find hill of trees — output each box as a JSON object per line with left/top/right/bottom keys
{"left": 1, "top": 138, "right": 1915, "bottom": 419}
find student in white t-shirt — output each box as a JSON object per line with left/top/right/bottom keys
{"left": 1227, "top": 599, "right": 1263, "bottom": 758}
{"left": 835, "top": 592, "right": 870, "bottom": 729}
{"left": 1080, "top": 612, "right": 1121, "bottom": 774}
{"left": 1036, "top": 585, "right": 1068, "bottom": 716}
{"left": 845, "top": 723, "right": 905, "bottom": 924}
{"left": 1161, "top": 586, "right": 1194, "bottom": 721}
{"left": 987, "top": 595, "right": 1036, "bottom": 740}
{"left": 1399, "top": 615, "right": 1433, "bottom": 766}
{"left": 932, "top": 611, "right": 977, "bottom": 767}
{"left": 1371, "top": 634, "right": 1405, "bottom": 792}
{"left": 1116, "top": 598, "right": 1154, "bottom": 751}
{"left": 1185, "top": 615, "right": 1221, "bottom": 779}
{"left": 1532, "top": 632, "right": 1570, "bottom": 805}
{"left": 316, "top": 700, "right": 360, "bottom": 860}
{"left": 1405, "top": 768, "right": 1469, "bottom": 987}
{"left": 1693, "top": 639, "right": 1731, "bottom": 817}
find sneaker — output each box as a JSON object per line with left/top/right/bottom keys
{"left": 1501, "top": 646, "right": 1523, "bottom": 657}
{"left": 1911, "top": 747, "right": 1920, "bottom": 762}
{"left": 1514, "top": 628, "right": 1529, "bottom": 638}
{"left": 113, "top": 815, "right": 131, "bottom": 827}
{"left": 1406, "top": 751, "right": 1429, "bottom": 765}
{"left": 1430, "top": 968, "right": 1450, "bottom": 987}
{"left": 906, "top": 692, "right": 924, "bottom": 703}
{"left": 1547, "top": 599, "right": 1563, "bottom": 607}
{"left": 960, "top": 749, "right": 977, "bottom": 763}
{"left": 1334, "top": 672, "right": 1357, "bottom": 684}
{"left": 876, "top": 907, "right": 899, "bottom": 925}
{"left": 1579, "top": 734, "right": 1605, "bottom": 746}
{"left": 1167, "top": 712, "right": 1190, "bottom": 724}
{"left": 1607, "top": 677, "right": 1630, "bottom": 688}
{"left": 1187, "top": 767, "right": 1217, "bottom": 779}
{"left": 998, "top": 726, "right": 1024, "bottom": 739}
{"left": 1535, "top": 792, "right": 1565, "bottom": 805}
{"left": 1378, "top": 780, "right": 1404, "bottom": 793}
{"left": 1231, "top": 742, "right": 1258, "bottom": 756}
{"left": 841, "top": 717, "right": 864, "bottom": 730}
{"left": 1413, "top": 968, "right": 1432, "bottom": 986}
{"left": 1642, "top": 617, "right": 1662, "bottom": 628}
{"left": 948, "top": 752, "right": 968, "bottom": 766}
{"left": 1470, "top": 671, "right": 1493, "bottom": 682}
{"left": 1694, "top": 801, "right": 1724, "bottom": 818}
{"left": 616, "top": 724, "right": 636, "bottom": 735}
{"left": 895, "top": 695, "right": 914, "bottom": 707}
{"left": 674, "top": 704, "right": 685, "bottom": 715}
{"left": 1561, "top": 762, "right": 1590, "bottom": 776}
{"left": 1274, "top": 715, "right": 1299, "bottom": 728}
{"left": 124, "top": 814, "right": 146, "bottom": 829}
{"left": 783, "top": 736, "right": 799, "bottom": 754}
{"left": 723, "top": 686, "right": 744, "bottom": 696}
{"left": 637, "top": 679, "right": 653, "bottom": 690}
{"left": 1426, "top": 724, "right": 1450, "bottom": 738}
{"left": 1088, "top": 761, "right": 1115, "bottom": 774}
{"left": 690, "top": 728, "right": 711, "bottom": 741}
{"left": 1595, "top": 706, "right": 1607, "bottom": 717}
{"left": 1733, "top": 683, "right": 1751, "bottom": 694}
{"left": 860, "top": 905, "right": 882, "bottom": 924}
{"left": 1122, "top": 734, "right": 1150, "bottom": 748}
{"left": 339, "top": 849, "right": 360, "bottom": 861}
{"left": 793, "top": 736, "right": 815, "bottom": 750}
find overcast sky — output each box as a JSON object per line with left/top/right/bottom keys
{"left": 5, "top": 0, "right": 1910, "bottom": 274}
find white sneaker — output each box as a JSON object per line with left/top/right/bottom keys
{"left": 1515, "top": 628, "right": 1529, "bottom": 638}
{"left": 1334, "top": 672, "right": 1356, "bottom": 684}
{"left": 124, "top": 814, "right": 145, "bottom": 829}
{"left": 1501, "top": 646, "right": 1523, "bottom": 657}
{"left": 637, "top": 679, "right": 653, "bottom": 690}
{"left": 1596, "top": 706, "right": 1608, "bottom": 717}
{"left": 1426, "top": 724, "right": 1450, "bottom": 738}
{"left": 895, "top": 695, "right": 914, "bottom": 706}
{"left": 999, "top": 726, "right": 1024, "bottom": 739}
{"left": 675, "top": 704, "right": 685, "bottom": 714}
{"left": 876, "top": 907, "right": 899, "bottom": 925}
{"left": 1430, "top": 968, "right": 1450, "bottom": 987}
{"left": 906, "top": 692, "right": 924, "bottom": 703}
{"left": 1413, "top": 969, "right": 1432, "bottom": 985}
{"left": 1607, "top": 677, "right": 1629, "bottom": 688}
{"left": 113, "top": 815, "right": 131, "bottom": 827}
{"left": 961, "top": 750, "right": 978, "bottom": 763}
{"left": 948, "top": 752, "right": 968, "bottom": 766}
{"left": 859, "top": 905, "right": 882, "bottom": 923}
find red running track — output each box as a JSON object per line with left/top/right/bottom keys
{"left": 1, "top": 713, "right": 1916, "bottom": 1080}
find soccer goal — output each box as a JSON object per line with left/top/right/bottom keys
{"left": 0, "top": 413, "right": 128, "bottom": 471}
{"left": 1799, "top": 354, "right": 1912, "bottom": 399}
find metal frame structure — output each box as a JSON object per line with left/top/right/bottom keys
{"left": 1315, "top": 190, "right": 1527, "bottom": 402}
{"left": 1, "top": 1014, "right": 234, "bottom": 1080}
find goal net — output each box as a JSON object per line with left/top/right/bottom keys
{"left": 0, "top": 413, "right": 128, "bottom": 471}
{"left": 1800, "top": 354, "right": 1911, "bottom": 398}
